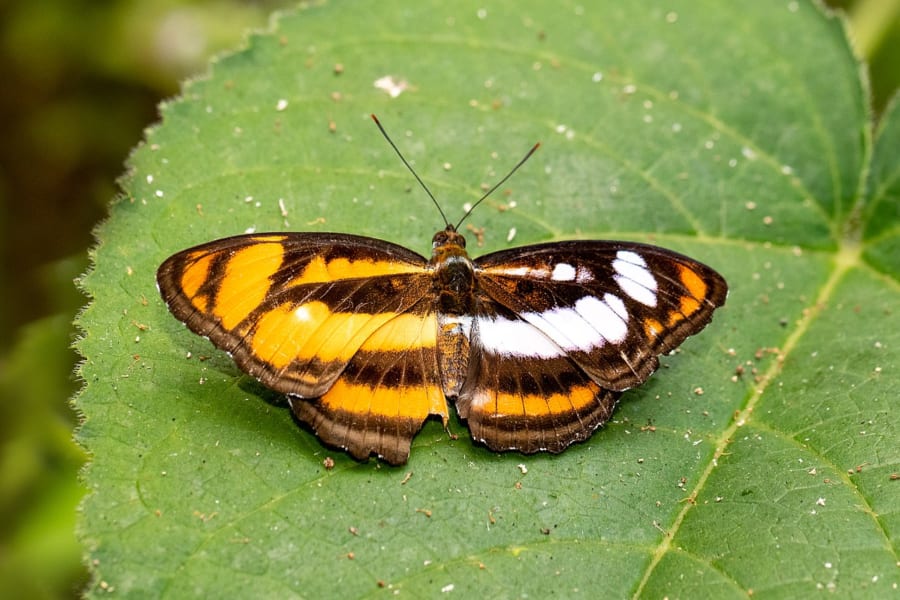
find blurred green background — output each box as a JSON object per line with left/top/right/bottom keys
{"left": 0, "top": 0, "right": 896, "bottom": 597}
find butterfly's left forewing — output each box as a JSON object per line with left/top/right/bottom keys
{"left": 474, "top": 240, "right": 728, "bottom": 391}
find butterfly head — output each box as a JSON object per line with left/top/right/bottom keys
{"left": 432, "top": 225, "right": 466, "bottom": 250}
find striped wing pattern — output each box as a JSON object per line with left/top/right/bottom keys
{"left": 158, "top": 231, "right": 727, "bottom": 465}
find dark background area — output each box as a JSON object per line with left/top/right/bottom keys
{"left": 0, "top": 0, "right": 895, "bottom": 597}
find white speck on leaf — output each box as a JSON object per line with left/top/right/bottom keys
{"left": 374, "top": 75, "right": 409, "bottom": 98}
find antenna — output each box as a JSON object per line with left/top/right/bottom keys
{"left": 370, "top": 114, "right": 540, "bottom": 231}
{"left": 370, "top": 114, "right": 449, "bottom": 228}
{"left": 455, "top": 141, "right": 540, "bottom": 231}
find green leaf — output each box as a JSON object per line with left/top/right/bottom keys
{"left": 76, "top": 1, "right": 899, "bottom": 597}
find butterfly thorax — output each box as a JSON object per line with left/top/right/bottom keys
{"left": 430, "top": 226, "right": 476, "bottom": 315}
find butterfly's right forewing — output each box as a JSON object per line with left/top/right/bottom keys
{"left": 156, "top": 233, "right": 434, "bottom": 397}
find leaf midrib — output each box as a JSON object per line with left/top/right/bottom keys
{"left": 631, "top": 240, "right": 899, "bottom": 597}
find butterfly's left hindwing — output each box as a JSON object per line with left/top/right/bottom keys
{"left": 457, "top": 301, "right": 622, "bottom": 455}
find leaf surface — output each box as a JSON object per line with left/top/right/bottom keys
{"left": 76, "top": 1, "right": 899, "bottom": 597}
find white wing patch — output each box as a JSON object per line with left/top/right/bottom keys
{"left": 476, "top": 315, "right": 565, "bottom": 358}
{"left": 497, "top": 293, "right": 630, "bottom": 355}
{"left": 551, "top": 262, "right": 576, "bottom": 281}
{"left": 573, "top": 296, "right": 628, "bottom": 344}
{"left": 536, "top": 306, "right": 603, "bottom": 352}
{"left": 613, "top": 250, "right": 657, "bottom": 307}
{"left": 602, "top": 293, "right": 628, "bottom": 322}
{"left": 576, "top": 267, "right": 594, "bottom": 283}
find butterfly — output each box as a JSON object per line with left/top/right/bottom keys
{"left": 157, "top": 115, "right": 728, "bottom": 465}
